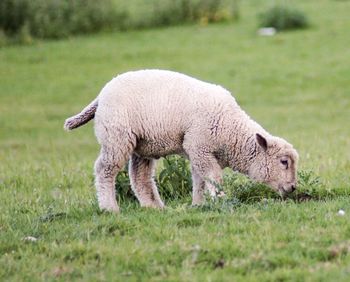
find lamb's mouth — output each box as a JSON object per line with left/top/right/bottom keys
{"left": 278, "top": 187, "right": 287, "bottom": 195}
{"left": 278, "top": 185, "right": 296, "bottom": 195}
{"left": 262, "top": 181, "right": 293, "bottom": 195}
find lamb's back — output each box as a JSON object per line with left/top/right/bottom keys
{"left": 98, "top": 70, "right": 236, "bottom": 133}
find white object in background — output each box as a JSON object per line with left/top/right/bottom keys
{"left": 338, "top": 209, "right": 345, "bottom": 216}
{"left": 258, "top": 27, "right": 277, "bottom": 36}
{"left": 23, "top": 236, "right": 38, "bottom": 242}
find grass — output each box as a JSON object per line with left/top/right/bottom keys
{"left": 1, "top": 0, "right": 350, "bottom": 280}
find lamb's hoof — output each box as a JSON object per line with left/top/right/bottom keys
{"left": 140, "top": 201, "right": 165, "bottom": 210}
{"left": 99, "top": 204, "right": 120, "bottom": 213}
{"left": 191, "top": 200, "right": 205, "bottom": 207}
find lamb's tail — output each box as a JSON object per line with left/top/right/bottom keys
{"left": 64, "top": 98, "right": 98, "bottom": 131}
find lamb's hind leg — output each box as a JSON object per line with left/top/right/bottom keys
{"left": 94, "top": 144, "right": 133, "bottom": 213}
{"left": 129, "top": 154, "right": 164, "bottom": 208}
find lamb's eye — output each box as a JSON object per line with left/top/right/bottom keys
{"left": 280, "top": 160, "right": 289, "bottom": 169}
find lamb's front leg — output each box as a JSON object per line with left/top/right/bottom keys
{"left": 189, "top": 153, "right": 223, "bottom": 205}
{"left": 191, "top": 168, "right": 206, "bottom": 205}
{"left": 129, "top": 154, "right": 164, "bottom": 209}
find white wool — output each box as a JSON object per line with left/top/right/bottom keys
{"left": 65, "top": 70, "right": 299, "bottom": 212}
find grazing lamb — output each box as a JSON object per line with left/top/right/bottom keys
{"left": 64, "top": 70, "right": 298, "bottom": 213}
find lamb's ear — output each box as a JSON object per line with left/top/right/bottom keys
{"left": 256, "top": 133, "right": 268, "bottom": 151}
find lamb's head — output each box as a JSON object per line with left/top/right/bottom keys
{"left": 248, "top": 133, "right": 299, "bottom": 195}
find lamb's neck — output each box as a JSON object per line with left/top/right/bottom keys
{"left": 229, "top": 134, "right": 257, "bottom": 174}
{"left": 227, "top": 114, "right": 266, "bottom": 175}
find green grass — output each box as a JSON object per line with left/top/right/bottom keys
{"left": 1, "top": 0, "right": 350, "bottom": 280}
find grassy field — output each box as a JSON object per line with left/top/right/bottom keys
{"left": 1, "top": 0, "right": 350, "bottom": 280}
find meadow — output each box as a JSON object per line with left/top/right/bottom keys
{"left": 1, "top": 0, "right": 350, "bottom": 280}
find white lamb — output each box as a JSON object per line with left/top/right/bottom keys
{"left": 64, "top": 70, "right": 299, "bottom": 213}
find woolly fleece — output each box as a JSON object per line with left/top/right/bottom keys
{"left": 64, "top": 70, "right": 299, "bottom": 212}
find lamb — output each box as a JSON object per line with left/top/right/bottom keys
{"left": 64, "top": 69, "right": 299, "bottom": 213}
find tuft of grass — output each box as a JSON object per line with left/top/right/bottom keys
{"left": 115, "top": 155, "right": 193, "bottom": 202}
{"left": 157, "top": 156, "right": 192, "bottom": 201}
{"left": 258, "top": 5, "right": 309, "bottom": 31}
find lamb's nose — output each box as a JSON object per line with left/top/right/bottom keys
{"left": 290, "top": 185, "right": 296, "bottom": 192}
